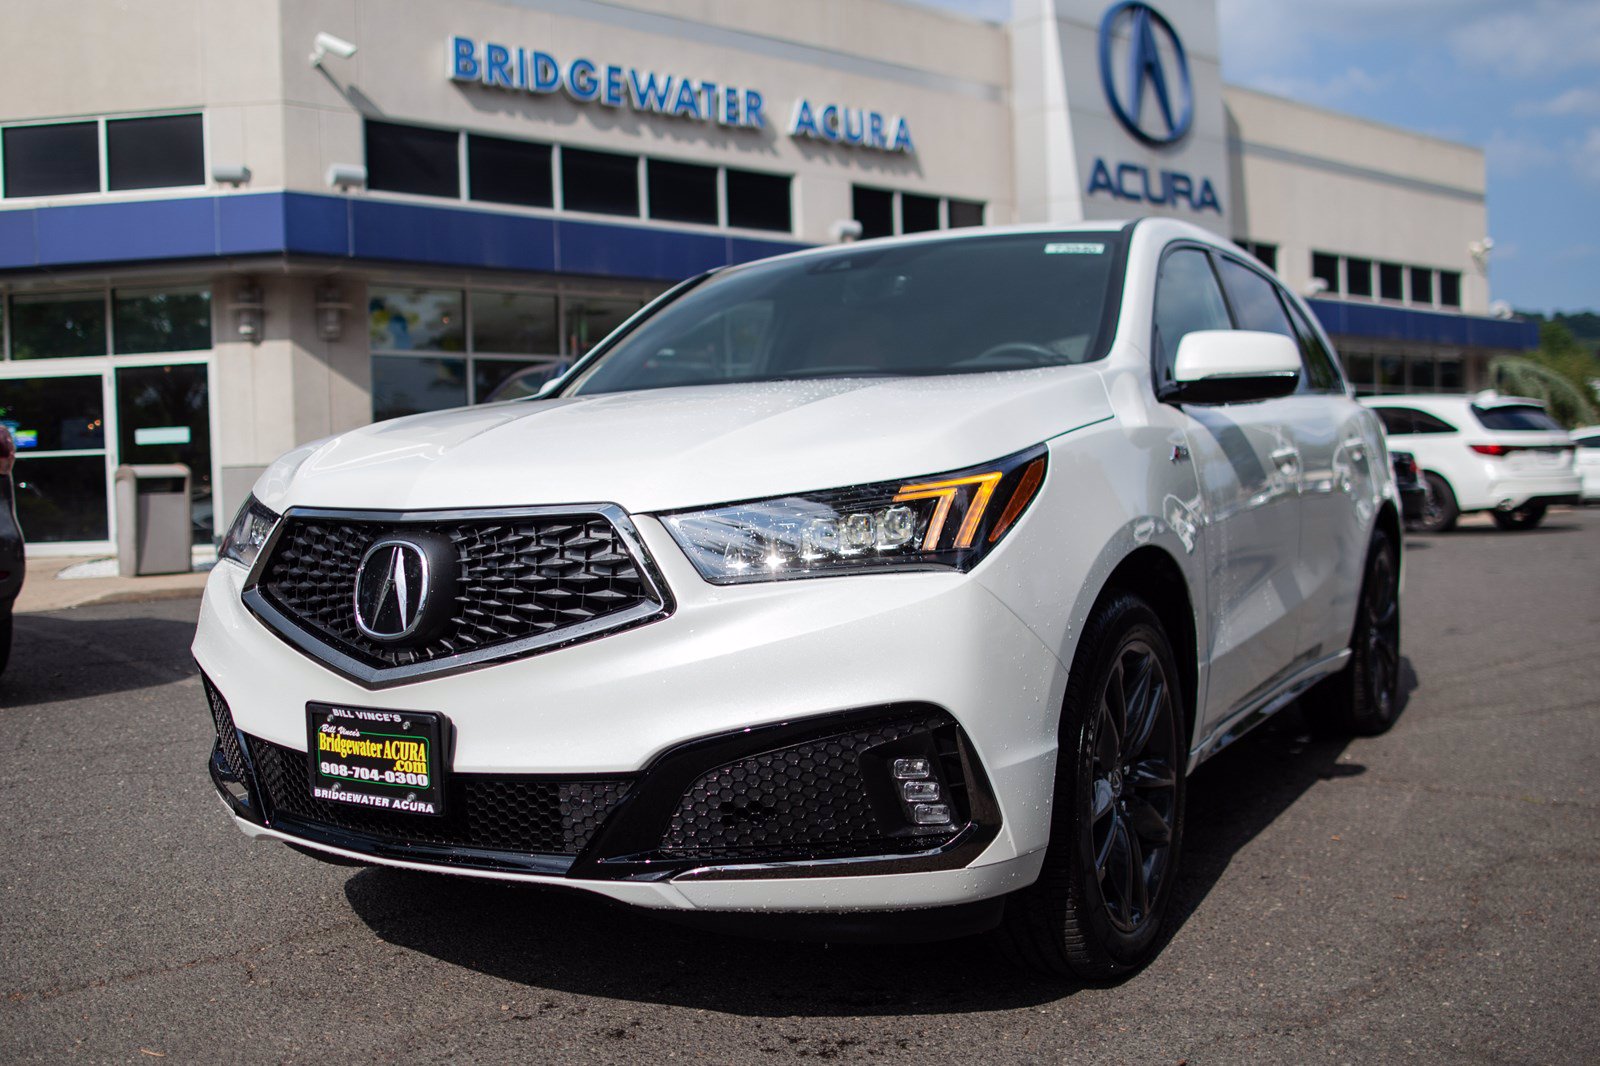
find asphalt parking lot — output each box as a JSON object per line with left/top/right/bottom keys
{"left": 2, "top": 510, "right": 1597, "bottom": 1063}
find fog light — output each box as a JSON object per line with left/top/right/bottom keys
{"left": 912, "top": 803, "right": 952, "bottom": 826}
{"left": 892, "top": 757, "right": 931, "bottom": 780}
{"left": 901, "top": 780, "right": 941, "bottom": 802}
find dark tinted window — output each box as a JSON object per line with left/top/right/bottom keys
{"left": 570, "top": 232, "right": 1124, "bottom": 395}
{"left": 947, "top": 199, "right": 984, "bottom": 228}
{"left": 1439, "top": 271, "right": 1461, "bottom": 308}
{"left": 1409, "top": 358, "right": 1436, "bottom": 390}
{"left": 1411, "top": 410, "right": 1457, "bottom": 434}
{"left": 1346, "top": 257, "right": 1373, "bottom": 298}
{"left": 853, "top": 185, "right": 893, "bottom": 239}
{"left": 1379, "top": 261, "right": 1404, "bottom": 301}
{"left": 113, "top": 287, "right": 211, "bottom": 353}
{"left": 1311, "top": 252, "right": 1340, "bottom": 294}
{"left": 1574, "top": 434, "right": 1600, "bottom": 449}
{"left": 1472, "top": 404, "right": 1561, "bottom": 432}
{"left": 9, "top": 292, "right": 106, "bottom": 358}
{"left": 366, "top": 121, "right": 459, "bottom": 198}
{"left": 1374, "top": 407, "right": 1414, "bottom": 435}
{"left": 467, "top": 133, "right": 552, "bottom": 208}
{"left": 1410, "top": 267, "right": 1434, "bottom": 304}
{"left": 3, "top": 122, "right": 100, "bottom": 197}
{"left": 647, "top": 159, "right": 717, "bottom": 224}
{"left": 1216, "top": 257, "right": 1293, "bottom": 336}
{"left": 106, "top": 114, "right": 203, "bottom": 191}
{"left": 725, "top": 168, "right": 791, "bottom": 232}
{"left": 1286, "top": 300, "right": 1344, "bottom": 392}
{"left": 1252, "top": 242, "right": 1278, "bottom": 271}
{"left": 1153, "top": 249, "right": 1232, "bottom": 390}
{"left": 901, "top": 193, "right": 940, "bottom": 233}
{"left": 561, "top": 146, "right": 637, "bottom": 216}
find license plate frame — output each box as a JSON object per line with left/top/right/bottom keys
{"left": 305, "top": 702, "right": 448, "bottom": 817}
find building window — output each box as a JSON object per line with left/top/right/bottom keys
{"left": 564, "top": 296, "right": 639, "bottom": 356}
{"left": 106, "top": 114, "right": 204, "bottom": 191}
{"left": 1439, "top": 358, "right": 1463, "bottom": 390}
{"left": 8, "top": 292, "right": 108, "bottom": 359}
{"left": 1311, "top": 252, "right": 1340, "bottom": 294}
{"left": 561, "top": 147, "right": 639, "bottom": 217}
{"left": 2, "top": 122, "right": 100, "bottom": 198}
{"left": 852, "top": 186, "right": 986, "bottom": 239}
{"left": 646, "top": 159, "right": 718, "bottom": 225}
{"left": 901, "top": 193, "right": 940, "bottom": 233}
{"left": 467, "top": 133, "right": 552, "bottom": 208}
{"left": 948, "top": 199, "right": 985, "bottom": 229}
{"left": 470, "top": 291, "right": 557, "bottom": 355}
{"left": 366, "top": 120, "right": 460, "bottom": 198}
{"left": 1410, "top": 267, "right": 1434, "bottom": 305}
{"left": 112, "top": 287, "right": 211, "bottom": 354}
{"left": 369, "top": 288, "right": 465, "bottom": 353}
{"left": 853, "top": 186, "right": 894, "bottom": 240}
{"left": 725, "top": 168, "right": 791, "bottom": 232}
{"left": 1378, "top": 262, "right": 1404, "bottom": 302}
{"left": 1439, "top": 271, "right": 1461, "bottom": 308}
{"left": 1345, "top": 257, "right": 1373, "bottom": 298}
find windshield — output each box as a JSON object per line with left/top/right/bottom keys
{"left": 1472, "top": 404, "right": 1562, "bottom": 432}
{"left": 566, "top": 231, "right": 1125, "bottom": 396}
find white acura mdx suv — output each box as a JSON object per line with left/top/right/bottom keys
{"left": 196, "top": 219, "right": 1401, "bottom": 979}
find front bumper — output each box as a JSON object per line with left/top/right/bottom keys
{"left": 194, "top": 515, "right": 1064, "bottom": 912}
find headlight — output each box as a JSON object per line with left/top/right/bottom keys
{"left": 661, "top": 445, "right": 1047, "bottom": 584}
{"left": 219, "top": 495, "right": 280, "bottom": 571}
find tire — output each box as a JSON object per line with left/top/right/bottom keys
{"left": 0, "top": 603, "right": 12, "bottom": 676}
{"left": 1415, "top": 472, "right": 1458, "bottom": 532}
{"left": 1303, "top": 528, "right": 1401, "bottom": 737}
{"left": 1491, "top": 503, "right": 1546, "bottom": 530}
{"left": 999, "top": 592, "right": 1186, "bottom": 979}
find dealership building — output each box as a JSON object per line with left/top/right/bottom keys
{"left": 0, "top": 0, "right": 1537, "bottom": 555}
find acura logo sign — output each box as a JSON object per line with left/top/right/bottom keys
{"left": 1098, "top": 1, "right": 1193, "bottom": 146}
{"left": 353, "top": 539, "right": 432, "bottom": 642}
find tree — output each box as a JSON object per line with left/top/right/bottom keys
{"left": 1489, "top": 321, "right": 1600, "bottom": 428}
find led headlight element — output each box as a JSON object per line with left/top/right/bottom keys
{"left": 661, "top": 445, "right": 1047, "bottom": 583}
{"left": 219, "top": 495, "right": 280, "bottom": 571}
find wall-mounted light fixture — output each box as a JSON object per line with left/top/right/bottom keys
{"left": 326, "top": 163, "right": 367, "bottom": 191}
{"left": 212, "top": 163, "right": 252, "bottom": 186}
{"left": 310, "top": 31, "right": 358, "bottom": 68}
{"left": 314, "top": 282, "right": 350, "bottom": 341}
{"left": 232, "top": 281, "right": 264, "bottom": 343}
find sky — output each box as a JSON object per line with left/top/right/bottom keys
{"left": 909, "top": 0, "right": 1600, "bottom": 313}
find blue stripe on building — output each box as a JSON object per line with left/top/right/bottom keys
{"left": 0, "top": 192, "right": 1538, "bottom": 350}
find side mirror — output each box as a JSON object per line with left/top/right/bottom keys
{"left": 1166, "top": 330, "right": 1301, "bottom": 405}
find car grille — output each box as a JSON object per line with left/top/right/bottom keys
{"left": 247, "top": 735, "right": 632, "bottom": 857}
{"left": 203, "top": 674, "right": 247, "bottom": 780}
{"left": 659, "top": 711, "right": 966, "bottom": 861}
{"left": 252, "top": 510, "right": 663, "bottom": 675}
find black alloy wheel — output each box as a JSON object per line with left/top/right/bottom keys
{"left": 1305, "top": 527, "right": 1402, "bottom": 736}
{"left": 1416, "top": 472, "right": 1458, "bottom": 532}
{"left": 999, "top": 592, "right": 1186, "bottom": 979}
{"left": 1491, "top": 503, "right": 1546, "bottom": 531}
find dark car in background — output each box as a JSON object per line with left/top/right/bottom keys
{"left": 1392, "top": 450, "right": 1427, "bottom": 526}
{"left": 0, "top": 425, "right": 26, "bottom": 672}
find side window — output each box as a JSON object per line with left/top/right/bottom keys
{"left": 1410, "top": 411, "right": 1458, "bottom": 434}
{"left": 1285, "top": 300, "right": 1345, "bottom": 393}
{"left": 1216, "top": 257, "right": 1294, "bottom": 337}
{"left": 1153, "top": 248, "right": 1232, "bottom": 391}
{"left": 1373, "top": 407, "right": 1416, "bottom": 435}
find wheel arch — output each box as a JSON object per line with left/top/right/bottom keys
{"left": 1095, "top": 546, "right": 1199, "bottom": 749}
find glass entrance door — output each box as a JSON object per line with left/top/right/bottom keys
{"left": 0, "top": 374, "right": 110, "bottom": 542}
{"left": 114, "top": 364, "right": 213, "bottom": 544}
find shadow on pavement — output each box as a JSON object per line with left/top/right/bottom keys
{"left": 342, "top": 657, "right": 1419, "bottom": 1016}
{"left": 0, "top": 608, "right": 199, "bottom": 707}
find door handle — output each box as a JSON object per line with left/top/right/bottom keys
{"left": 1343, "top": 438, "right": 1367, "bottom": 463}
{"left": 1270, "top": 447, "right": 1301, "bottom": 475}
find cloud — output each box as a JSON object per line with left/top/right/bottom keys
{"left": 1572, "top": 127, "right": 1600, "bottom": 185}
{"left": 1484, "top": 130, "right": 1561, "bottom": 177}
{"left": 1516, "top": 88, "right": 1600, "bottom": 118}
{"left": 1247, "top": 66, "right": 1388, "bottom": 106}
{"left": 1447, "top": 0, "right": 1600, "bottom": 80}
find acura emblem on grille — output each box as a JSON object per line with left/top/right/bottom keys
{"left": 353, "top": 539, "right": 431, "bottom": 642}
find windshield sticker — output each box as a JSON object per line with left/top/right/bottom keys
{"left": 1044, "top": 242, "right": 1106, "bottom": 255}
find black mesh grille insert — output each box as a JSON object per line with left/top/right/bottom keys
{"left": 255, "top": 513, "right": 657, "bottom": 670}
{"left": 247, "top": 735, "right": 630, "bottom": 857}
{"left": 203, "top": 675, "right": 247, "bottom": 780}
{"left": 659, "top": 711, "right": 965, "bottom": 861}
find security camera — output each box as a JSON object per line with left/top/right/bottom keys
{"left": 830, "top": 219, "right": 864, "bottom": 244}
{"left": 1303, "top": 277, "right": 1330, "bottom": 297}
{"left": 310, "top": 32, "right": 358, "bottom": 67}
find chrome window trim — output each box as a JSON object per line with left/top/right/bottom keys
{"left": 241, "top": 503, "right": 674, "bottom": 689}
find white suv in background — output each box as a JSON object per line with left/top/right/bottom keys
{"left": 1572, "top": 426, "right": 1600, "bottom": 503}
{"left": 1363, "top": 393, "right": 1581, "bottom": 531}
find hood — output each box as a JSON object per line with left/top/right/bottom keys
{"left": 256, "top": 369, "right": 1114, "bottom": 514}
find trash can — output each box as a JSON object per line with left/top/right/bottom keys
{"left": 114, "top": 463, "right": 192, "bottom": 576}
